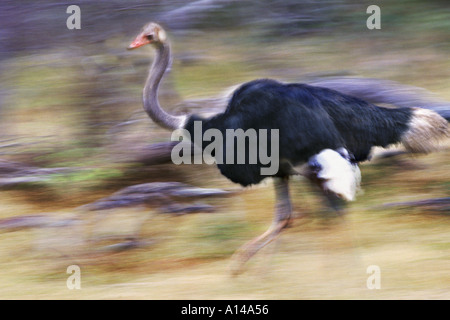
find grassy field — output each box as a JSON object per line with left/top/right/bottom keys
{"left": 0, "top": 23, "right": 449, "bottom": 299}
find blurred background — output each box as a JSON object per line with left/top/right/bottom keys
{"left": 0, "top": 0, "right": 448, "bottom": 299}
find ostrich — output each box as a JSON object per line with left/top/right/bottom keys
{"left": 127, "top": 22, "right": 448, "bottom": 274}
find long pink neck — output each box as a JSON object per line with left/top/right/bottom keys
{"left": 143, "top": 42, "right": 186, "bottom": 130}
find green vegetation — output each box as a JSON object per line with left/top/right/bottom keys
{"left": 0, "top": 1, "right": 448, "bottom": 299}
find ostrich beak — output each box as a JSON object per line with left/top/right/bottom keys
{"left": 127, "top": 34, "right": 150, "bottom": 50}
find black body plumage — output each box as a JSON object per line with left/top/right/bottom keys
{"left": 185, "top": 79, "right": 413, "bottom": 186}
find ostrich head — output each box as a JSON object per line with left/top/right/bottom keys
{"left": 127, "top": 22, "right": 167, "bottom": 50}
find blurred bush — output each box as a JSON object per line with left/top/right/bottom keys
{"left": 0, "top": 0, "right": 448, "bottom": 197}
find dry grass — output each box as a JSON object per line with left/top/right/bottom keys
{"left": 0, "top": 28, "right": 448, "bottom": 300}
{"left": 0, "top": 147, "right": 448, "bottom": 299}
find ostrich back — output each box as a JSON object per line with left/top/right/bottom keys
{"left": 185, "top": 79, "right": 413, "bottom": 186}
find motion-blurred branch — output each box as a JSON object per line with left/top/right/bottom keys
{"left": 380, "top": 197, "right": 450, "bottom": 214}
{"left": 0, "top": 159, "right": 84, "bottom": 187}
{"left": 81, "top": 181, "right": 234, "bottom": 212}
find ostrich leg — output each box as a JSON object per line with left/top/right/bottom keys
{"left": 230, "top": 177, "right": 292, "bottom": 275}
{"left": 320, "top": 190, "right": 347, "bottom": 216}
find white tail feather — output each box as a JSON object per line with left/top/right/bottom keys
{"left": 401, "top": 108, "right": 449, "bottom": 153}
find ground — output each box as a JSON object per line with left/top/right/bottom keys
{"left": 0, "top": 22, "right": 448, "bottom": 299}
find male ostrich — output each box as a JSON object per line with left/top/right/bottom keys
{"left": 127, "top": 22, "right": 448, "bottom": 274}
